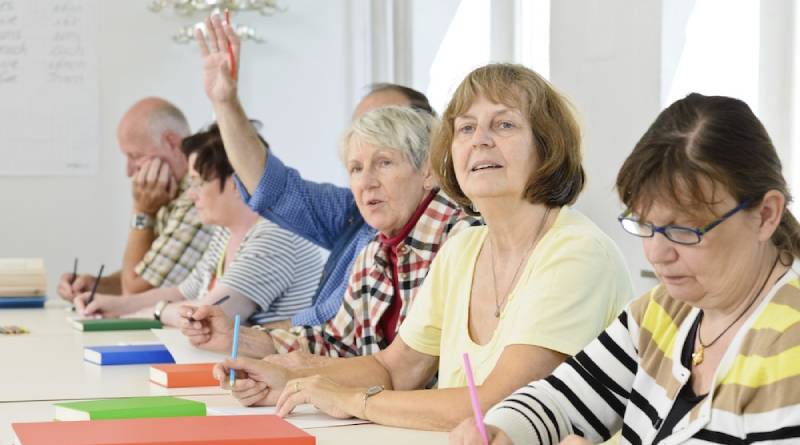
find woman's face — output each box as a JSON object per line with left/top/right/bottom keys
{"left": 450, "top": 94, "right": 537, "bottom": 205}
{"left": 640, "top": 188, "right": 767, "bottom": 310}
{"left": 346, "top": 141, "right": 429, "bottom": 237}
{"left": 186, "top": 153, "right": 235, "bottom": 226}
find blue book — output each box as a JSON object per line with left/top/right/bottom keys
{"left": 0, "top": 296, "right": 46, "bottom": 309}
{"left": 83, "top": 344, "right": 175, "bottom": 366}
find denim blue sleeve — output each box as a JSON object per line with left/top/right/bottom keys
{"left": 234, "top": 151, "right": 355, "bottom": 250}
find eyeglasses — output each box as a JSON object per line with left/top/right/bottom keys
{"left": 618, "top": 200, "right": 751, "bottom": 246}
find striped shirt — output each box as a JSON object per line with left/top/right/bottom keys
{"left": 268, "top": 190, "right": 483, "bottom": 357}
{"left": 135, "top": 176, "right": 213, "bottom": 287}
{"left": 178, "top": 218, "right": 322, "bottom": 325}
{"left": 484, "top": 260, "right": 800, "bottom": 444}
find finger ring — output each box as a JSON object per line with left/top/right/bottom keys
{"left": 295, "top": 382, "right": 300, "bottom": 393}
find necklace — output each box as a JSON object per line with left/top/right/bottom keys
{"left": 489, "top": 207, "right": 551, "bottom": 318}
{"left": 691, "top": 253, "right": 780, "bottom": 366}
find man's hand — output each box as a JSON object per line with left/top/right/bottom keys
{"left": 178, "top": 304, "right": 235, "bottom": 352}
{"left": 213, "top": 357, "right": 292, "bottom": 407}
{"left": 57, "top": 273, "right": 95, "bottom": 301}
{"left": 196, "top": 14, "right": 240, "bottom": 105}
{"left": 132, "top": 157, "right": 176, "bottom": 215}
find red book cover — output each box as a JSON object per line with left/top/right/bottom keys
{"left": 13, "top": 414, "right": 315, "bottom": 445}
{"left": 149, "top": 363, "right": 218, "bottom": 388}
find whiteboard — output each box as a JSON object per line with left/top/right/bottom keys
{"left": 0, "top": 0, "right": 98, "bottom": 176}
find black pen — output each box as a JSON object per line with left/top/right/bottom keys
{"left": 85, "top": 264, "right": 105, "bottom": 306}
{"left": 189, "top": 295, "right": 230, "bottom": 321}
{"left": 70, "top": 258, "right": 78, "bottom": 285}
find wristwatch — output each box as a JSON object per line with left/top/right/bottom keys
{"left": 130, "top": 213, "right": 155, "bottom": 230}
{"left": 363, "top": 384, "right": 384, "bottom": 418}
{"left": 153, "top": 300, "right": 170, "bottom": 321}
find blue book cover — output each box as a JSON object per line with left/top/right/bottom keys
{"left": 0, "top": 296, "right": 46, "bottom": 309}
{"left": 84, "top": 344, "right": 175, "bottom": 366}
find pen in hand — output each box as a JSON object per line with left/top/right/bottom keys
{"left": 188, "top": 295, "right": 231, "bottom": 322}
{"left": 85, "top": 264, "right": 104, "bottom": 307}
{"left": 70, "top": 258, "right": 78, "bottom": 285}
{"left": 229, "top": 313, "right": 241, "bottom": 387}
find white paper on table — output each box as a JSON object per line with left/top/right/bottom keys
{"left": 207, "top": 404, "right": 371, "bottom": 429}
{"left": 151, "top": 328, "right": 229, "bottom": 364}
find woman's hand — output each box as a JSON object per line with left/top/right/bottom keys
{"left": 449, "top": 417, "right": 513, "bottom": 445}
{"left": 195, "top": 14, "right": 240, "bottom": 104}
{"left": 178, "top": 304, "right": 235, "bottom": 352}
{"left": 213, "top": 357, "right": 292, "bottom": 406}
{"left": 276, "top": 375, "right": 361, "bottom": 419}
{"left": 74, "top": 292, "right": 131, "bottom": 319}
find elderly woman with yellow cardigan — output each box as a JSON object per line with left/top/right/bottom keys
{"left": 212, "top": 64, "right": 633, "bottom": 431}
{"left": 452, "top": 93, "right": 800, "bottom": 444}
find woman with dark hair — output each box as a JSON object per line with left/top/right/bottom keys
{"left": 74, "top": 124, "right": 323, "bottom": 327}
{"left": 451, "top": 93, "right": 800, "bottom": 444}
{"left": 209, "top": 64, "right": 632, "bottom": 431}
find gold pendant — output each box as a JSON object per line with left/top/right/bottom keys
{"left": 692, "top": 345, "right": 704, "bottom": 366}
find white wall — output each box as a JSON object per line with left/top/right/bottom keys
{"left": 550, "top": 0, "right": 664, "bottom": 295}
{"left": 0, "top": 0, "right": 352, "bottom": 297}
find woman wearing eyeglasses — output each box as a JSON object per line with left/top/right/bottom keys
{"left": 74, "top": 124, "right": 323, "bottom": 327}
{"left": 451, "top": 93, "right": 800, "bottom": 444}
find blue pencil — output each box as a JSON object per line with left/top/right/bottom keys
{"left": 229, "top": 314, "right": 241, "bottom": 386}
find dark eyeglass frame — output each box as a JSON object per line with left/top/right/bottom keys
{"left": 617, "top": 200, "right": 752, "bottom": 246}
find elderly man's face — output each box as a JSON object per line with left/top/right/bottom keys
{"left": 346, "top": 141, "right": 428, "bottom": 237}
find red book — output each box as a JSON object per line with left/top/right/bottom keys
{"left": 150, "top": 363, "right": 217, "bottom": 388}
{"left": 12, "top": 414, "right": 315, "bottom": 445}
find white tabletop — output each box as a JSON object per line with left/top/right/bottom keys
{"left": 0, "top": 302, "right": 448, "bottom": 444}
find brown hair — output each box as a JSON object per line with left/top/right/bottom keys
{"left": 616, "top": 93, "right": 800, "bottom": 258}
{"left": 430, "top": 63, "right": 585, "bottom": 214}
{"left": 180, "top": 122, "right": 269, "bottom": 192}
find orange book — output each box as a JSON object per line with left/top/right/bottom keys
{"left": 150, "top": 363, "right": 217, "bottom": 388}
{"left": 12, "top": 414, "right": 315, "bottom": 445}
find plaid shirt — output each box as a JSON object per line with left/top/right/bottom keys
{"left": 269, "top": 190, "right": 482, "bottom": 357}
{"left": 135, "top": 176, "right": 213, "bottom": 287}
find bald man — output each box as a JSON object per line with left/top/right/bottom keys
{"left": 58, "top": 97, "right": 212, "bottom": 299}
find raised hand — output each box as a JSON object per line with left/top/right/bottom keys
{"left": 195, "top": 14, "right": 240, "bottom": 104}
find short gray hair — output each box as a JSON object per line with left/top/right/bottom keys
{"left": 146, "top": 104, "right": 190, "bottom": 145}
{"left": 339, "top": 106, "right": 438, "bottom": 170}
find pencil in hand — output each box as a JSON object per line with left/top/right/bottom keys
{"left": 224, "top": 9, "right": 237, "bottom": 81}
{"left": 85, "top": 264, "right": 105, "bottom": 306}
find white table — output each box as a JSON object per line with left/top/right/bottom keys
{"left": 0, "top": 303, "right": 448, "bottom": 444}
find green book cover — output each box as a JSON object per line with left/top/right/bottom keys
{"left": 72, "top": 318, "right": 162, "bottom": 331}
{"left": 54, "top": 396, "right": 206, "bottom": 421}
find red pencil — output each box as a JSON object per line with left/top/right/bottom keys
{"left": 224, "top": 9, "right": 237, "bottom": 81}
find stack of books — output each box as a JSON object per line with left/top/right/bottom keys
{"left": 0, "top": 258, "right": 47, "bottom": 308}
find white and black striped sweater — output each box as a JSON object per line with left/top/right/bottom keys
{"left": 484, "top": 262, "right": 800, "bottom": 444}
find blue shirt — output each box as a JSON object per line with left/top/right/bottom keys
{"left": 234, "top": 151, "right": 376, "bottom": 326}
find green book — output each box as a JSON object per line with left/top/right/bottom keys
{"left": 54, "top": 396, "right": 206, "bottom": 421}
{"left": 71, "top": 318, "right": 162, "bottom": 331}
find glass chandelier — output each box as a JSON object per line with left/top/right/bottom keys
{"left": 148, "top": 0, "right": 285, "bottom": 43}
